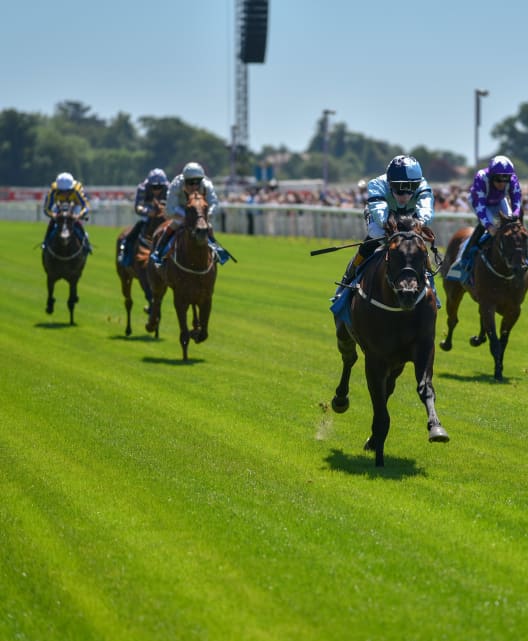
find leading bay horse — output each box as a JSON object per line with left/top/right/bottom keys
{"left": 146, "top": 192, "right": 217, "bottom": 361}
{"left": 116, "top": 199, "right": 167, "bottom": 337}
{"left": 440, "top": 215, "right": 528, "bottom": 380}
{"left": 332, "top": 217, "right": 449, "bottom": 467}
{"left": 42, "top": 205, "right": 89, "bottom": 325}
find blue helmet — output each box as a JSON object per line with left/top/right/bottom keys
{"left": 488, "top": 155, "right": 514, "bottom": 176}
{"left": 386, "top": 155, "right": 423, "bottom": 183}
{"left": 147, "top": 168, "right": 168, "bottom": 186}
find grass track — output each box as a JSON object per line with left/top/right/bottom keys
{"left": 1, "top": 221, "right": 527, "bottom": 641}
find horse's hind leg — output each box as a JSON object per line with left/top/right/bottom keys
{"left": 440, "top": 282, "right": 465, "bottom": 351}
{"left": 331, "top": 322, "right": 358, "bottom": 414}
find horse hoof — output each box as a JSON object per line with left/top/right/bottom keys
{"left": 439, "top": 340, "right": 451, "bottom": 351}
{"left": 429, "top": 425, "right": 450, "bottom": 443}
{"left": 331, "top": 396, "right": 349, "bottom": 413}
{"left": 145, "top": 321, "right": 157, "bottom": 333}
{"left": 470, "top": 335, "right": 486, "bottom": 347}
{"left": 363, "top": 436, "right": 375, "bottom": 451}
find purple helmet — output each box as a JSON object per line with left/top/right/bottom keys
{"left": 147, "top": 168, "right": 169, "bottom": 186}
{"left": 488, "top": 155, "right": 514, "bottom": 176}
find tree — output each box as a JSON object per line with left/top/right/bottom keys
{"left": 491, "top": 103, "right": 528, "bottom": 166}
{"left": 0, "top": 110, "right": 40, "bottom": 185}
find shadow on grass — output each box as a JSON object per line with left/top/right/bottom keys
{"left": 323, "top": 448, "right": 426, "bottom": 479}
{"left": 108, "top": 334, "right": 160, "bottom": 343}
{"left": 34, "top": 321, "right": 76, "bottom": 329}
{"left": 438, "top": 371, "right": 513, "bottom": 384}
{"left": 142, "top": 356, "right": 206, "bottom": 367}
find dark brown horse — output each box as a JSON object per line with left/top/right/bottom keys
{"left": 332, "top": 218, "right": 449, "bottom": 467}
{"left": 146, "top": 192, "right": 217, "bottom": 361}
{"left": 42, "top": 206, "right": 89, "bottom": 325}
{"left": 116, "top": 200, "right": 167, "bottom": 337}
{"left": 440, "top": 216, "right": 528, "bottom": 380}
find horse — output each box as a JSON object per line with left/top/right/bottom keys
{"left": 145, "top": 192, "right": 217, "bottom": 361}
{"left": 42, "top": 204, "right": 89, "bottom": 325}
{"left": 439, "top": 215, "right": 528, "bottom": 381}
{"left": 331, "top": 217, "right": 449, "bottom": 467}
{"left": 116, "top": 199, "right": 167, "bottom": 337}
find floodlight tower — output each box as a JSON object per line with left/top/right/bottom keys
{"left": 230, "top": 0, "right": 269, "bottom": 186}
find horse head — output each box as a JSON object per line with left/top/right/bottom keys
{"left": 385, "top": 231, "right": 429, "bottom": 310}
{"left": 185, "top": 192, "right": 210, "bottom": 246}
{"left": 494, "top": 214, "right": 528, "bottom": 276}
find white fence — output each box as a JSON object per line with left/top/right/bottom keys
{"left": 0, "top": 201, "right": 474, "bottom": 246}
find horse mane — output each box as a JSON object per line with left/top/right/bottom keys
{"left": 187, "top": 191, "right": 208, "bottom": 216}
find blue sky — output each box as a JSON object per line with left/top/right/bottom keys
{"left": 2, "top": 0, "right": 527, "bottom": 165}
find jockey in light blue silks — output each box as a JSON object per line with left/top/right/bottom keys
{"left": 449, "top": 155, "right": 522, "bottom": 282}
{"left": 334, "top": 155, "right": 434, "bottom": 293}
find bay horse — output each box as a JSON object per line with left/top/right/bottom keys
{"left": 145, "top": 192, "right": 217, "bottom": 361}
{"left": 440, "top": 215, "right": 528, "bottom": 380}
{"left": 332, "top": 217, "right": 449, "bottom": 467}
{"left": 42, "top": 205, "right": 89, "bottom": 325}
{"left": 116, "top": 199, "right": 167, "bottom": 337}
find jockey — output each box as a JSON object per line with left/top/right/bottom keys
{"left": 117, "top": 168, "right": 169, "bottom": 266}
{"left": 335, "top": 155, "right": 434, "bottom": 292}
{"left": 150, "top": 162, "right": 229, "bottom": 266}
{"left": 42, "top": 172, "right": 92, "bottom": 253}
{"left": 451, "top": 155, "right": 522, "bottom": 281}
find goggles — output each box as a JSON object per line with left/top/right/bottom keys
{"left": 185, "top": 178, "right": 202, "bottom": 187}
{"left": 492, "top": 174, "right": 511, "bottom": 183}
{"left": 390, "top": 180, "right": 421, "bottom": 195}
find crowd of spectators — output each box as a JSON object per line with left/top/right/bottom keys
{"left": 222, "top": 180, "right": 528, "bottom": 213}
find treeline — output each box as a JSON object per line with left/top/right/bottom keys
{"left": 1, "top": 100, "right": 528, "bottom": 186}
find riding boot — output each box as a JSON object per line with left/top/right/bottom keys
{"left": 42, "top": 219, "right": 56, "bottom": 249}
{"left": 333, "top": 252, "right": 365, "bottom": 301}
{"left": 151, "top": 226, "right": 174, "bottom": 267}
{"left": 457, "top": 224, "right": 485, "bottom": 283}
{"left": 207, "top": 231, "right": 230, "bottom": 265}
{"left": 118, "top": 221, "right": 142, "bottom": 266}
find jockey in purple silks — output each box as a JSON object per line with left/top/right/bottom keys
{"left": 451, "top": 155, "right": 523, "bottom": 281}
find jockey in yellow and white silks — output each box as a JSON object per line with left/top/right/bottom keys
{"left": 42, "top": 172, "right": 92, "bottom": 252}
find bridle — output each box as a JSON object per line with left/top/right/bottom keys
{"left": 356, "top": 231, "right": 429, "bottom": 311}
{"left": 44, "top": 215, "right": 85, "bottom": 261}
{"left": 480, "top": 220, "right": 528, "bottom": 280}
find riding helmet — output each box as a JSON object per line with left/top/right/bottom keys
{"left": 386, "top": 155, "right": 423, "bottom": 183}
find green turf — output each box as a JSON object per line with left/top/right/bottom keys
{"left": 1, "top": 221, "right": 527, "bottom": 641}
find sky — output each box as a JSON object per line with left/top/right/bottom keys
{"left": 2, "top": 0, "right": 528, "bottom": 167}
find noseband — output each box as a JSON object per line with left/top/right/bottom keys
{"left": 385, "top": 231, "right": 428, "bottom": 294}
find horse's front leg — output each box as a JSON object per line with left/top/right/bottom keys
{"left": 119, "top": 272, "right": 133, "bottom": 336}
{"left": 469, "top": 316, "right": 486, "bottom": 347}
{"left": 480, "top": 304, "right": 503, "bottom": 380}
{"left": 193, "top": 299, "right": 212, "bottom": 343}
{"left": 67, "top": 278, "right": 80, "bottom": 326}
{"left": 46, "top": 274, "right": 56, "bottom": 315}
{"left": 174, "top": 297, "right": 190, "bottom": 361}
{"left": 363, "top": 357, "right": 390, "bottom": 467}
{"left": 495, "top": 307, "right": 521, "bottom": 380}
{"left": 137, "top": 268, "right": 153, "bottom": 315}
{"left": 145, "top": 266, "right": 167, "bottom": 338}
{"left": 414, "top": 344, "right": 449, "bottom": 443}
{"left": 331, "top": 322, "right": 358, "bottom": 414}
